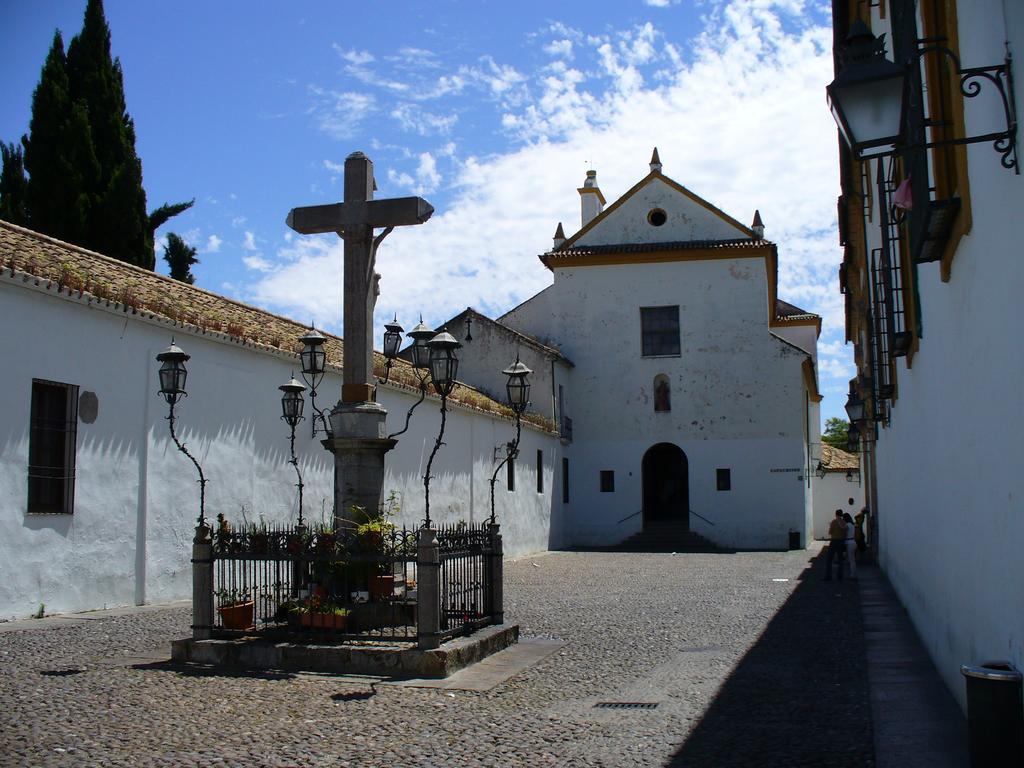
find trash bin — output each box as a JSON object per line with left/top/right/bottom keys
{"left": 788, "top": 530, "right": 801, "bottom": 550}
{"left": 960, "top": 660, "right": 1023, "bottom": 767}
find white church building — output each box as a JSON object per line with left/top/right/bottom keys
{"left": 0, "top": 150, "right": 831, "bottom": 619}
{"left": 439, "top": 151, "right": 826, "bottom": 551}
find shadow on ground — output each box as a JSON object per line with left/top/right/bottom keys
{"left": 668, "top": 550, "right": 874, "bottom": 768}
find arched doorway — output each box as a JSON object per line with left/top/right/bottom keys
{"left": 642, "top": 443, "right": 689, "bottom": 529}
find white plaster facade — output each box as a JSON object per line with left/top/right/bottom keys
{"left": 0, "top": 230, "right": 559, "bottom": 620}
{"left": 469, "top": 163, "right": 824, "bottom": 551}
{"left": 833, "top": 0, "right": 1024, "bottom": 710}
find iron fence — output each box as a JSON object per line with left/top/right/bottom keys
{"left": 201, "top": 519, "right": 502, "bottom": 646}
{"left": 211, "top": 521, "right": 418, "bottom": 642}
{"left": 436, "top": 523, "right": 496, "bottom": 641}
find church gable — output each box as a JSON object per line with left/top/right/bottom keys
{"left": 568, "top": 174, "right": 753, "bottom": 249}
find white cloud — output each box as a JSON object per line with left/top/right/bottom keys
{"left": 390, "top": 104, "right": 458, "bottom": 136}
{"left": 323, "top": 159, "right": 344, "bottom": 173}
{"left": 644, "top": 0, "right": 675, "bottom": 6}
{"left": 248, "top": 0, "right": 851, "bottom": 419}
{"left": 205, "top": 234, "right": 222, "bottom": 253}
{"left": 544, "top": 39, "right": 574, "bottom": 59}
{"left": 242, "top": 231, "right": 258, "bottom": 251}
{"left": 309, "top": 87, "right": 376, "bottom": 139}
{"left": 231, "top": 216, "right": 246, "bottom": 228}
{"left": 333, "top": 45, "right": 374, "bottom": 65}
{"left": 242, "top": 255, "right": 275, "bottom": 273}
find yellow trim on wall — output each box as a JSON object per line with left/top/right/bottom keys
{"left": 802, "top": 358, "right": 824, "bottom": 403}
{"left": 920, "top": 0, "right": 972, "bottom": 282}
{"left": 541, "top": 243, "right": 774, "bottom": 269}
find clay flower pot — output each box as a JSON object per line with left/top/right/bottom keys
{"left": 218, "top": 601, "right": 255, "bottom": 630}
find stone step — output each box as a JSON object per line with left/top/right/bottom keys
{"left": 617, "top": 526, "right": 719, "bottom": 552}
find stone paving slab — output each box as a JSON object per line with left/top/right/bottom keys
{"left": 394, "top": 637, "right": 566, "bottom": 691}
{"left": 0, "top": 549, "right": 873, "bottom": 767}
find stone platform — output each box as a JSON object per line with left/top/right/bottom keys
{"left": 170, "top": 623, "right": 518, "bottom": 678}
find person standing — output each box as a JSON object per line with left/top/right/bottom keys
{"left": 843, "top": 512, "right": 857, "bottom": 578}
{"left": 824, "top": 509, "right": 846, "bottom": 581}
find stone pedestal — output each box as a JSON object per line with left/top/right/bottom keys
{"left": 191, "top": 524, "right": 213, "bottom": 640}
{"left": 324, "top": 400, "right": 397, "bottom": 529}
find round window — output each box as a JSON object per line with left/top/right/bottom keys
{"left": 647, "top": 208, "right": 667, "bottom": 227}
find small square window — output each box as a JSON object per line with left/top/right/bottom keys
{"left": 641, "top": 306, "right": 680, "bottom": 357}
{"left": 536, "top": 450, "right": 544, "bottom": 493}
{"left": 716, "top": 468, "right": 731, "bottom": 492}
{"left": 28, "top": 379, "right": 79, "bottom": 514}
{"left": 562, "top": 458, "right": 570, "bottom": 503}
{"left": 600, "top": 470, "right": 615, "bottom": 493}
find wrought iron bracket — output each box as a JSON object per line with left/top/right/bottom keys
{"left": 911, "top": 42, "right": 1018, "bottom": 172}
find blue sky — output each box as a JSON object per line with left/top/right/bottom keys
{"left": 1, "top": 0, "right": 852, "bottom": 424}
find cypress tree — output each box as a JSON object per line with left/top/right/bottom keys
{"left": 13, "top": 0, "right": 191, "bottom": 267}
{"left": 0, "top": 143, "right": 29, "bottom": 225}
{"left": 22, "top": 31, "right": 95, "bottom": 246}
{"left": 162, "top": 233, "right": 199, "bottom": 284}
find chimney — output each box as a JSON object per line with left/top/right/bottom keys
{"left": 649, "top": 147, "right": 662, "bottom": 173}
{"left": 578, "top": 170, "right": 606, "bottom": 227}
{"left": 553, "top": 222, "right": 566, "bottom": 249}
{"left": 751, "top": 210, "right": 765, "bottom": 240}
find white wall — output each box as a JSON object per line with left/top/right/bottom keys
{"left": 575, "top": 176, "right": 747, "bottom": 245}
{"left": 811, "top": 472, "right": 864, "bottom": 541}
{"left": 514, "top": 255, "right": 812, "bottom": 549}
{"left": 0, "top": 274, "right": 560, "bottom": 619}
{"left": 857, "top": 0, "right": 1024, "bottom": 712}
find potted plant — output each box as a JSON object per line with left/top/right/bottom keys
{"left": 294, "top": 597, "right": 350, "bottom": 631}
{"left": 216, "top": 588, "right": 254, "bottom": 630}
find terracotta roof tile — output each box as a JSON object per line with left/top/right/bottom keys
{"left": 819, "top": 443, "right": 860, "bottom": 472}
{"left": 0, "top": 219, "right": 554, "bottom": 432}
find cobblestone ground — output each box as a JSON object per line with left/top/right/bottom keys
{"left": 0, "top": 549, "right": 872, "bottom": 767}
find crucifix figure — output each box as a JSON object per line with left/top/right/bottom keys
{"left": 286, "top": 151, "right": 433, "bottom": 404}
{"left": 286, "top": 152, "right": 433, "bottom": 526}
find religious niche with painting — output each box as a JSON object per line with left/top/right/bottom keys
{"left": 654, "top": 374, "right": 671, "bottom": 413}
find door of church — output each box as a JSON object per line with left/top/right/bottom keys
{"left": 642, "top": 443, "right": 689, "bottom": 529}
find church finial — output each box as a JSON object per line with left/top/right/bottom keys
{"left": 751, "top": 210, "right": 765, "bottom": 239}
{"left": 650, "top": 147, "right": 662, "bottom": 173}
{"left": 553, "top": 222, "right": 566, "bottom": 249}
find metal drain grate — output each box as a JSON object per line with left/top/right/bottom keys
{"left": 594, "top": 701, "right": 659, "bottom": 710}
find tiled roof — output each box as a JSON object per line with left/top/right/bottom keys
{"left": 442, "top": 308, "right": 573, "bottom": 366}
{"left": 544, "top": 238, "right": 772, "bottom": 258}
{"left": 819, "top": 443, "right": 860, "bottom": 472}
{"left": 775, "top": 298, "right": 819, "bottom": 321}
{"left": 0, "top": 219, "right": 554, "bottom": 431}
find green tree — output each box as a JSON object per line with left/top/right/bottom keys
{"left": 11, "top": 0, "right": 191, "bottom": 267}
{"left": 822, "top": 417, "right": 850, "bottom": 449}
{"left": 162, "top": 233, "right": 199, "bottom": 284}
{"left": 0, "top": 142, "right": 29, "bottom": 225}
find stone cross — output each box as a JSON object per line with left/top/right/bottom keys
{"left": 286, "top": 152, "right": 433, "bottom": 403}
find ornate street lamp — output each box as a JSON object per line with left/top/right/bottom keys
{"left": 844, "top": 389, "right": 866, "bottom": 425}
{"left": 827, "top": 19, "right": 1018, "bottom": 170}
{"left": 827, "top": 20, "right": 907, "bottom": 159}
{"left": 385, "top": 314, "right": 430, "bottom": 441}
{"left": 279, "top": 375, "right": 307, "bottom": 525}
{"left": 156, "top": 341, "right": 208, "bottom": 528}
{"left": 422, "top": 330, "right": 462, "bottom": 528}
{"left": 407, "top": 317, "right": 434, "bottom": 370}
{"left": 298, "top": 326, "right": 330, "bottom": 438}
{"left": 490, "top": 356, "right": 532, "bottom": 524}
{"left": 427, "top": 330, "right": 460, "bottom": 398}
{"left": 847, "top": 422, "right": 861, "bottom": 454}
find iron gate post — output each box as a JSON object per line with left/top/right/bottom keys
{"left": 191, "top": 523, "right": 213, "bottom": 640}
{"left": 488, "top": 523, "right": 504, "bottom": 625}
{"left": 417, "top": 526, "right": 441, "bottom": 649}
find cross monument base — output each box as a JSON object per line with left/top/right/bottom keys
{"left": 325, "top": 401, "right": 396, "bottom": 530}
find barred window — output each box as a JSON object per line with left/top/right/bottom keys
{"left": 28, "top": 379, "right": 79, "bottom": 514}
{"left": 641, "top": 306, "right": 680, "bottom": 356}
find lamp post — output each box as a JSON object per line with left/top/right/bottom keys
{"left": 844, "top": 389, "right": 867, "bottom": 426}
{"left": 422, "top": 330, "right": 461, "bottom": 529}
{"left": 156, "top": 341, "right": 208, "bottom": 528}
{"left": 827, "top": 18, "right": 1018, "bottom": 170}
{"left": 386, "top": 317, "right": 432, "bottom": 440}
{"left": 298, "top": 326, "right": 329, "bottom": 438}
{"left": 826, "top": 20, "right": 907, "bottom": 159}
{"left": 489, "top": 356, "right": 531, "bottom": 525}
{"left": 379, "top": 316, "right": 403, "bottom": 385}
{"left": 279, "top": 375, "right": 307, "bottom": 526}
